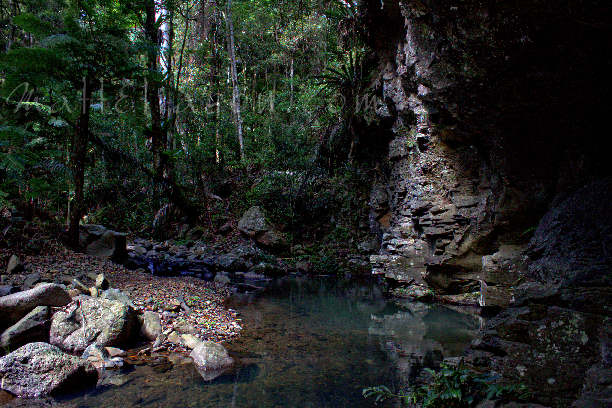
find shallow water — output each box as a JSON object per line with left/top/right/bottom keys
{"left": 52, "top": 277, "right": 481, "bottom": 408}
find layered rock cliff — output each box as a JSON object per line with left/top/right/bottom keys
{"left": 361, "top": 0, "right": 612, "bottom": 406}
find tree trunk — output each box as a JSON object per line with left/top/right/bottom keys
{"left": 68, "top": 76, "right": 92, "bottom": 247}
{"left": 144, "top": 0, "right": 165, "bottom": 180}
{"left": 165, "top": 5, "right": 175, "bottom": 148}
{"left": 225, "top": 0, "right": 244, "bottom": 161}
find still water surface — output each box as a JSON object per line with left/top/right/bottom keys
{"left": 55, "top": 278, "right": 481, "bottom": 407}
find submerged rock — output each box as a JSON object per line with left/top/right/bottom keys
{"left": 50, "top": 296, "right": 136, "bottom": 353}
{"left": 190, "top": 341, "right": 234, "bottom": 381}
{"left": 0, "top": 342, "right": 97, "bottom": 398}
{"left": 0, "top": 283, "right": 71, "bottom": 327}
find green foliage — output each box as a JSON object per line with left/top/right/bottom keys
{"left": 0, "top": 0, "right": 372, "bottom": 237}
{"left": 363, "top": 362, "right": 530, "bottom": 407}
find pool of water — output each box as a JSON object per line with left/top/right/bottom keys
{"left": 46, "top": 277, "right": 481, "bottom": 408}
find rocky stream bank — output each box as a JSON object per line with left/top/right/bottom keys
{"left": 0, "top": 233, "right": 260, "bottom": 403}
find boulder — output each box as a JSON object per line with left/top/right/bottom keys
{"left": 237, "top": 207, "right": 289, "bottom": 251}
{"left": 256, "top": 230, "right": 289, "bottom": 251}
{"left": 0, "top": 342, "right": 97, "bottom": 398}
{"left": 167, "top": 331, "right": 184, "bottom": 346}
{"left": 79, "top": 224, "right": 127, "bottom": 259}
{"left": 190, "top": 341, "right": 234, "bottom": 381}
{"left": 50, "top": 296, "right": 136, "bottom": 353}
{"left": 237, "top": 206, "right": 270, "bottom": 237}
{"left": 1, "top": 306, "right": 50, "bottom": 351}
{"left": 140, "top": 311, "right": 162, "bottom": 341}
{"left": 0, "top": 283, "right": 71, "bottom": 328}
{"left": 6, "top": 255, "right": 23, "bottom": 274}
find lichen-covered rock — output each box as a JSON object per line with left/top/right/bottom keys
{"left": 237, "top": 206, "right": 288, "bottom": 251}
{"left": 0, "top": 306, "right": 50, "bottom": 351}
{"left": 237, "top": 206, "right": 270, "bottom": 237}
{"left": 0, "top": 342, "right": 97, "bottom": 398}
{"left": 0, "top": 283, "right": 71, "bottom": 328}
{"left": 100, "top": 288, "right": 134, "bottom": 308}
{"left": 50, "top": 296, "right": 136, "bottom": 353}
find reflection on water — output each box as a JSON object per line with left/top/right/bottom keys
{"left": 47, "top": 277, "right": 481, "bottom": 408}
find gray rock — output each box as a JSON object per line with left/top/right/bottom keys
{"left": 167, "top": 331, "right": 183, "bottom": 346}
{"left": 140, "top": 311, "right": 162, "bottom": 341}
{"left": 0, "top": 285, "right": 17, "bottom": 297}
{"left": 0, "top": 342, "right": 97, "bottom": 398}
{"left": 50, "top": 296, "right": 136, "bottom": 353}
{"left": 237, "top": 207, "right": 288, "bottom": 251}
{"left": 215, "top": 252, "right": 247, "bottom": 272}
{"left": 190, "top": 341, "right": 234, "bottom": 381}
{"left": 237, "top": 206, "right": 270, "bottom": 237}
{"left": 105, "top": 347, "right": 126, "bottom": 358}
{"left": 527, "top": 179, "right": 612, "bottom": 289}
{"left": 100, "top": 288, "right": 134, "bottom": 308}
{"left": 181, "top": 334, "right": 202, "bottom": 349}
{"left": 255, "top": 230, "right": 289, "bottom": 251}
{"left": 81, "top": 344, "right": 109, "bottom": 361}
{"left": 214, "top": 273, "right": 231, "bottom": 284}
{"left": 133, "top": 245, "right": 147, "bottom": 256}
{"left": 22, "top": 272, "right": 41, "bottom": 290}
{"left": 0, "top": 306, "right": 50, "bottom": 350}
{"left": 95, "top": 274, "right": 110, "bottom": 290}
{"left": 0, "top": 283, "right": 71, "bottom": 327}
{"left": 6, "top": 255, "right": 23, "bottom": 274}
{"left": 174, "top": 320, "right": 196, "bottom": 334}
{"left": 80, "top": 224, "right": 127, "bottom": 259}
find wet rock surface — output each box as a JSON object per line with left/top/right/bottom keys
{"left": 190, "top": 341, "right": 234, "bottom": 381}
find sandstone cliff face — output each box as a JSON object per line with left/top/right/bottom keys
{"left": 364, "top": 0, "right": 611, "bottom": 303}
{"left": 362, "top": 1, "right": 612, "bottom": 406}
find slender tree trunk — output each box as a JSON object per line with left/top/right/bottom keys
{"left": 290, "top": 56, "right": 294, "bottom": 107}
{"left": 68, "top": 76, "right": 92, "bottom": 247}
{"left": 225, "top": 0, "right": 244, "bottom": 161}
{"left": 144, "top": 0, "right": 165, "bottom": 180}
{"left": 165, "top": 5, "right": 175, "bottom": 148}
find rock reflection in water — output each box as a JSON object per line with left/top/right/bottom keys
{"left": 38, "top": 277, "right": 480, "bottom": 408}
{"left": 369, "top": 301, "right": 482, "bottom": 387}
